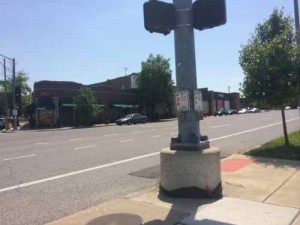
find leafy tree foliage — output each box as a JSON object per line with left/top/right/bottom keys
{"left": 240, "top": 9, "right": 300, "bottom": 145}
{"left": 74, "top": 87, "right": 101, "bottom": 126}
{"left": 136, "top": 54, "right": 174, "bottom": 118}
{"left": 0, "top": 71, "right": 32, "bottom": 115}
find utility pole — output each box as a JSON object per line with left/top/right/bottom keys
{"left": 12, "top": 58, "right": 17, "bottom": 130}
{"left": 228, "top": 86, "right": 231, "bottom": 94}
{"left": 124, "top": 67, "right": 128, "bottom": 76}
{"left": 3, "top": 58, "right": 8, "bottom": 117}
{"left": 143, "top": 0, "right": 226, "bottom": 198}
{"left": 171, "top": 0, "right": 208, "bottom": 150}
{"left": 294, "top": 0, "right": 300, "bottom": 116}
{"left": 294, "top": 0, "right": 300, "bottom": 46}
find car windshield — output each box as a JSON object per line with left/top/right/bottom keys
{"left": 123, "top": 114, "right": 133, "bottom": 118}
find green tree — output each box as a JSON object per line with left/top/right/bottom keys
{"left": 74, "top": 87, "right": 101, "bottom": 126}
{"left": 136, "top": 54, "right": 174, "bottom": 119}
{"left": 2, "top": 71, "right": 32, "bottom": 115}
{"left": 240, "top": 9, "right": 299, "bottom": 145}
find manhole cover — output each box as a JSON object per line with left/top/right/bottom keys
{"left": 87, "top": 213, "right": 143, "bottom": 225}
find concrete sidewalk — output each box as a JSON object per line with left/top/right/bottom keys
{"left": 46, "top": 154, "right": 300, "bottom": 225}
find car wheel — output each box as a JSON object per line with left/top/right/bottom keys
{"left": 127, "top": 121, "right": 131, "bottom": 125}
{"left": 142, "top": 119, "right": 146, "bottom": 124}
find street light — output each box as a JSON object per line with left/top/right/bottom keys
{"left": 0, "top": 53, "right": 17, "bottom": 130}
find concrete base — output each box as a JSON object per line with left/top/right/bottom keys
{"left": 160, "top": 147, "right": 222, "bottom": 198}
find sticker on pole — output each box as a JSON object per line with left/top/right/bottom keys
{"left": 176, "top": 90, "right": 190, "bottom": 112}
{"left": 194, "top": 90, "right": 203, "bottom": 112}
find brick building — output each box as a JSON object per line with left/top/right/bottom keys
{"left": 30, "top": 73, "right": 240, "bottom": 127}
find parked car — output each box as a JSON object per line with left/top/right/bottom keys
{"left": 116, "top": 113, "right": 148, "bottom": 125}
{"left": 0, "top": 118, "right": 5, "bottom": 130}
{"left": 214, "top": 109, "right": 229, "bottom": 116}
{"left": 227, "top": 109, "right": 238, "bottom": 115}
{"left": 249, "top": 108, "right": 261, "bottom": 113}
{"left": 238, "top": 108, "right": 249, "bottom": 114}
{"left": 285, "top": 106, "right": 291, "bottom": 110}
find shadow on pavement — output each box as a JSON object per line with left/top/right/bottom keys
{"left": 250, "top": 156, "right": 300, "bottom": 169}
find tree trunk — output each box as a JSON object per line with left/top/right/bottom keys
{"left": 281, "top": 108, "right": 289, "bottom": 146}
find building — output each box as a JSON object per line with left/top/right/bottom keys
{"left": 29, "top": 73, "right": 240, "bottom": 128}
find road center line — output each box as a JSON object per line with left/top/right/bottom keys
{"left": 210, "top": 124, "right": 230, "bottom": 129}
{"left": 74, "top": 145, "right": 96, "bottom": 150}
{"left": 0, "top": 152, "right": 159, "bottom": 194}
{"left": 104, "top": 133, "right": 118, "bottom": 137}
{"left": 3, "top": 154, "right": 36, "bottom": 161}
{"left": 34, "top": 142, "right": 48, "bottom": 145}
{"left": 70, "top": 138, "right": 84, "bottom": 141}
{"left": 120, "top": 139, "right": 135, "bottom": 143}
{"left": 151, "top": 135, "right": 161, "bottom": 138}
{"left": 209, "top": 118, "right": 298, "bottom": 142}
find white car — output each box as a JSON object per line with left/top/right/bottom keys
{"left": 285, "top": 106, "right": 291, "bottom": 110}
{"left": 238, "top": 108, "right": 248, "bottom": 114}
{"left": 249, "top": 108, "right": 261, "bottom": 113}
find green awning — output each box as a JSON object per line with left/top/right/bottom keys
{"left": 62, "top": 103, "right": 76, "bottom": 107}
{"left": 62, "top": 103, "right": 105, "bottom": 107}
{"left": 112, "top": 104, "right": 139, "bottom": 109}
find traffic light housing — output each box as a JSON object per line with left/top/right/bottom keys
{"left": 143, "top": 0, "right": 175, "bottom": 35}
{"left": 192, "top": 0, "right": 226, "bottom": 31}
{"left": 15, "top": 85, "right": 21, "bottom": 104}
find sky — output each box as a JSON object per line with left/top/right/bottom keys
{"left": 0, "top": 0, "right": 295, "bottom": 93}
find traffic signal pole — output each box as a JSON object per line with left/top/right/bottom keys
{"left": 171, "top": 0, "right": 209, "bottom": 150}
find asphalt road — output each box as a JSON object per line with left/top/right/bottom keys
{"left": 0, "top": 110, "right": 299, "bottom": 225}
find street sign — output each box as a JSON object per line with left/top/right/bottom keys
{"left": 143, "top": 0, "right": 175, "bottom": 35}
{"left": 176, "top": 90, "right": 190, "bottom": 112}
{"left": 193, "top": 0, "right": 227, "bottom": 31}
{"left": 194, "top": 90, "right": 203, "bottom": 112}
{"left": 0, "top": 80, "right": 8, "bottom": 85}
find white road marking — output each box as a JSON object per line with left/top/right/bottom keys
{"left": 104, "top": 133, "right": 118, "bottom": 137}
{"left": 3, "top": 154, "right": 36, "bottom": 161}
{"left": 151, "top": 135, "right": 161, "bottom": 138}
{"left": 0, "top": 152, "right": 159, "bottom": 194}
{"left": 209, "top": 118, "right": 298, "bottom": 142}
{"left": 0, "top": 117, "right": 298, "bottom": 194}
{"left": 120, "top": 139, "right": 135, "bottom": 143}
{"left": 74, "top": 145, "right": 96, "bottom": 150}
{"left": 210, "top": 124, "right": 230, "bottom": 129}
{"left": 34, "top": 142, "right": 48, "bottom": 145}
{"left": 69, "top": 138, "right": 84, "bottom": 141}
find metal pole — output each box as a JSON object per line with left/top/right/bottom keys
{"left": 294, "top": 0, "right": 300, "bottom": 46}
{"left": 3, "top": 58, "right": 8, "bottom": 117}
{"left": 171, "top": 0, "right": 208, "bottom": 150}
{"left": 12, "top": 58, "right": 17, "bottom": 130}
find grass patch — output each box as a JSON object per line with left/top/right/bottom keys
{"left": 245, "top": 130, "right": 300, "bottom": 161}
